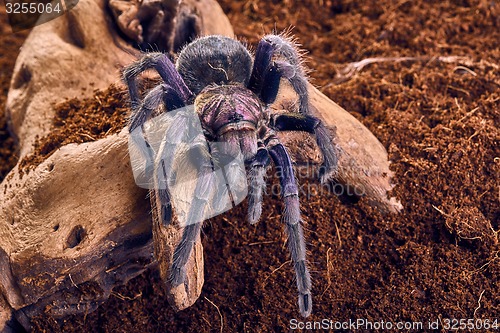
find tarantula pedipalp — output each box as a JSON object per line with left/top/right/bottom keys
{"left": 123, "top": 34, "right": 338, "bottom": 317}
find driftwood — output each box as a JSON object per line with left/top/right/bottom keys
{"left": 272, "top": 84, "right": 402, "bottom": 213}
{"left": 0, "top": 0, "right": 400, "bottom": 331}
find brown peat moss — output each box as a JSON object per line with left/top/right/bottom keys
{"left": 18, "top": 85, "right": 129, "bottom": 175}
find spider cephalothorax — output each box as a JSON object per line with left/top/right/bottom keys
{"left": 195, "top": 84, "right": 262, "bottom": 140}
{"left": 123, "top": 34, "right": 338, "bottom": 317}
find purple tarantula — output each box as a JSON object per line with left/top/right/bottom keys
{"left": 123, "top": 34, "right": 338, "bottom": 317}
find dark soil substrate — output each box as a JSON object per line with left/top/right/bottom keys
{"left": 1, "top": 0, "right": 499, "bottom": 332}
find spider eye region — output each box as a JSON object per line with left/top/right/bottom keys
{"left": 229, "top": 113, "right": 244, "bottom": 123}
{"left": 195, "top": 84, "right": 262, "bottom": 137}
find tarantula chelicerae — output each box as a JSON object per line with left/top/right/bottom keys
{"left": 123, "top": 34, "right": 338, "bottom": 317}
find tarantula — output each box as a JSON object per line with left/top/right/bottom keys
{"left": 123, "top": 34, "right": 338, "bottom": 317}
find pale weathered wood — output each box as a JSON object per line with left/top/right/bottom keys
{"left": 0, "top": 130, "right": 154, "bottom": 331}
{"left": 308, "top": 85, "right": 402, "bottom": 213}
{"left": 151, "top": 188, "right": 205, "bottom": 311}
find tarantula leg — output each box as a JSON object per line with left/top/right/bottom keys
{"left": 268, "top": 142, "right": 312, "bottom": 317}
{"left": 129, "top": 84, "right": 169, "bottom": 190}
{"left": 170, "top": 144, "right": 215, "bottom": 286}
{"left": 170, "top": 220, "right": 203, "bottom": 286}
{"left": 122, "top": 52, "right": 193, "bottom": 107}
{"left": 248, "top": 43, "right": 294, "bottom": 105}
{"left": 157, "top": 187, "right": 172, "bottom": 225}
{"left": 248, "top": 39, "right": 273, "bottom": 94}
{"left": 128, "top": 83, "right": 184, "bottom": 131}
{"left": 270, "top": 112, "right": 319, "bottom": 133}
{"left": 249, "top": 34, "right": 309, "bottom": 113}
{"left": 250, "top": 35, "right": 338, "bottom": 182}
{"left": 246, "top": 146, "right": 270, "bottom": 224}
{"left": 270, "top": 113, "right": 338, "bottom": 183}
{"left": 155, "top": 110, "right": 195, "bottom": 225}
{"left": 258, "top": 61, "right": 297, "bottom": 105}
{"left": 314, "top": 123, "right": 339, "bottom": 183}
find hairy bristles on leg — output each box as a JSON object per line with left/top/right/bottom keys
{"left": 284, "top": 195, "right": 312, "bottom": 317}
{"left": 122, "top": 52, "right": 193, "bottom": 106}
{"left": 170, "top": 158, "right": 215, "bottom": 286}
{"left": 283, "top": 195, "right": 301, "bottom": 225}
{"left": 265, "top": 30, "right": 309, "bottom": 72}
{"left": 122, "top": 53, "right": 166, "bottom": 104}
{"left": 259, "top": 34, "right": 310, "bottom": 114}
{"left": 247, "top": 147, "right": 270, "bottom": 224}
{"left": 158, "top": 188, "right": 172, "bottom": 225}
{"left": 247, "top": 165, "right": 266, "bottom": 224}
{"left": 170, "top": 221, "right": 203, "bottom": 286}
{"left": 268, "top": 142, "right": 312, "bottom": 317}
{"left": 314, "top": 123, "right": 339, "bottom": 183}
{"left": 128, "top": 84, "right": 165, "bottom": 131}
